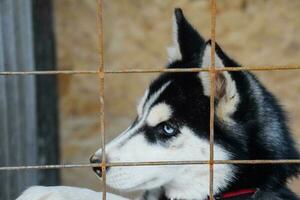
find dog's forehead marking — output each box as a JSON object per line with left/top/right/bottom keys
{"left": 105, "top": 81, "right": 172, "bottom": 151}
{"left": 146, "top": 103, "right": 173, "bottom": 127}
{"left": 110, "top": 80, "right": 172, "bottom": 146}
{"left": 137, "top": 89, "right": 149, "bottom": 117}
{"left": 137, "top": 81, "right": 171, "bottom": 119}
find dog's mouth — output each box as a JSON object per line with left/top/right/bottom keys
{"left": 115, "top": 176, "right": 160, "bottom": 192}
{"left": 132, "top": 177, "right": 159, "bottom": 190}
{"left": 92, "top": 165, "right": 110, "bottom": 178}
{"left": 92, "top": 166, "right": 102, "bottom": 177}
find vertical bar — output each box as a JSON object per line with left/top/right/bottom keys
{"left": 97, "top": 0, "right": 106, "bottom": 199}
{"left": 209, "top": 0, "right": 217, "bottom": 199}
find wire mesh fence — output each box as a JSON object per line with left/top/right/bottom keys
{"left": 1, "top": 0, "right": 300, "bottom": 199}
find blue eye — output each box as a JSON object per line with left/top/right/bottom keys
{"left": 163, "top": 124, "right": 175, "bottom": 135}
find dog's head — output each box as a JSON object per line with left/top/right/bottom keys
{"left": 91, "top": 8, "right": 242, "bottom": 198}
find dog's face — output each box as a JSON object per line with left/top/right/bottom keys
{"left": 91, "top": 9, "right": 241, "bottom": 197}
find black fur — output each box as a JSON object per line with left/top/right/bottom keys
{"left": 142, "top": 8, "right": 299, "bottom": 200}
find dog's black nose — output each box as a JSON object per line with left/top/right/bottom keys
{"left": 90, "top": 155, "right": 109, "bottom": 177}
{"left": 90, "top": 155, "right": 102, "bottom": 177}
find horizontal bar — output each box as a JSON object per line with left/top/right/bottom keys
{"left": 1, "top": 65, "right": 300, "bottom": 75}
{"left": 218, "top": 65, "right": 300, "bottom": 71}
{"left": 1, "top": 159, "right": 300, "bottom": 171}
{"left": 0, "top": 70, "right": 99, "bottom": 75}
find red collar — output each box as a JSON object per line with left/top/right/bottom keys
{"left": 214, "top": 189, "right": 257, "bottom": 199}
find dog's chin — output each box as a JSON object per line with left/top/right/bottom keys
{"left": 106, "top": 174, "right": 168, "bottom": 192}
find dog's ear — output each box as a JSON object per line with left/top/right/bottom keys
{"left": 199, "top": 41, "right": 240, "bottom": 122}
{"left": 167, "top": 8, "right": 205, "bottom": 63}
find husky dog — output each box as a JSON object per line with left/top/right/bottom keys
{"left": 91, "top": 8, "right": 300, "bottom": 200}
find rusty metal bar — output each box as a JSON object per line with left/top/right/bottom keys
{"left": 96, "top": 0, "right": 106, "bottom": 199}
{"left": 2, "top": 65, "right": 300, "bottom": 76}
{"left": 209, "top": 0, "right": 217, "bottom": 199}
{"left": 2, "top": 159, "right": 300, "bottom": 171}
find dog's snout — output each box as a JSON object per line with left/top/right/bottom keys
{"left": 90, "top": 155, "right": 109, "bottom": 177}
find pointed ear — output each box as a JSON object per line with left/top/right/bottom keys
{"left": 199, "top": 42, "right": 240, "bottom": 122}
{"left": 167, "top": 8, "right": 205, "bottom": 63}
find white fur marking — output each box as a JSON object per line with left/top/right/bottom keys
{"left": 167, "top": 13, "right": 182, "bottom": 62}
{"left": 201, "top": 45, "right": 224, "bottom": 69}
{"left": 164, "top": 127, "right": 234, "bottom": 199}
{"left": 137, "top": 89, "right": 149, "bottom": 117}
{"left": 146, "top": 103, "right": 173, "bottom": 126}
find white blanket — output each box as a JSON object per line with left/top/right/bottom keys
{"left": 16, "top": 186, "right": 129, "bottom": 200}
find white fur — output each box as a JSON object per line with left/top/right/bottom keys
{"left": 16, "top": 186, "right": 128, "bottom": 200}
{"left": 167, "top": 13, "right": 182, "bottom": 62}
{"left": 200, "top": 45, "right": 224, "bottom": 71}
{"left": 137, "top": 89, "right": 149, "bottom": 117}
{"left": 167, "top": 46, "right": 181, "bottom": 63}
{"left": 93, "top": 126, "right": 234, "bottom": 199}
{"left": 199, "top": 44, "right": 240, "bottom": 123}
{"left": 146, "top": 103, "right": 172, "bottom": 126}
